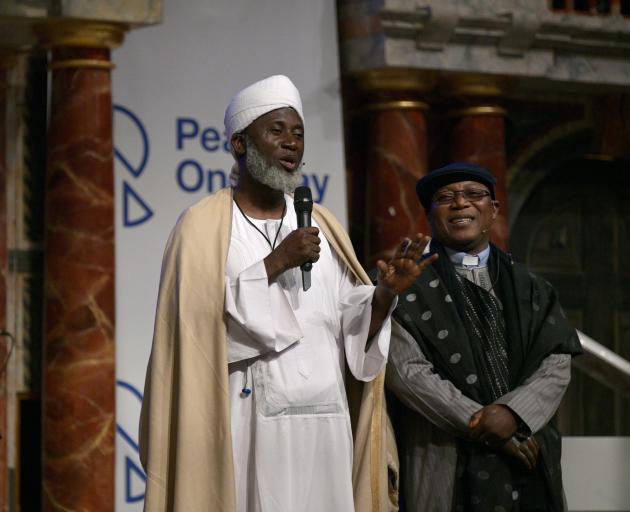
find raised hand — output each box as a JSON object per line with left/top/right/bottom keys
{"left": 367, "top": 234, "right": 438, "bottom": 342}
{"left": 376, "top": 234, "right": 438, "bottom": 295}
{"left": 264, "top": 227, "right": 320, "bottom": 282}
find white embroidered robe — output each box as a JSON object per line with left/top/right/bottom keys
{"left": 225, "top": 196, "right": 392, "bottom": 512}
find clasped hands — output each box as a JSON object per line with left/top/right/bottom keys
{"left": 469, "top": 404, "right": 539, "bottom": 470}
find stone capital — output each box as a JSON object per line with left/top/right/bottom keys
{"left": 34, "top": 20, "right": 128, "bottom": 50}
{"left": 439, "top": 73, "right": 510, "bottom": 117}
{"left": 352, "top": 67, "right": 437, "bottom": 96}
{"left": 346, "top": 68, "right": 437, "bottom": 115}
{"left": 1, "top": 1, "right": 160, "bottom": 52}
{"left": 441, "top": 73, "right": 509, "bottom": 99}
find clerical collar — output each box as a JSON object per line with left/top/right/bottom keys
{"left": 445, "top": 245, "right": 490, "bottom": 268}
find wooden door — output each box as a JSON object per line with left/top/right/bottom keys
{"left": 511, "top": 158, "right": 630, "bottom": 435}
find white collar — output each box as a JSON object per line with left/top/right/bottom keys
{"left": 445, "top": 245, "right": 490, "bottom": 268}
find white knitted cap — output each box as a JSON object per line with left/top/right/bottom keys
{"left": 224, "top": 75, "right": 304, "bottom": 143}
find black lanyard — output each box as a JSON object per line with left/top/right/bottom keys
{"left": 233, "top": 198, "right": 286, "bottom": 250}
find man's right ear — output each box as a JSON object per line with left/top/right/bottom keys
{"left": 231, "top": 133, "right": 246, "bottom": 156}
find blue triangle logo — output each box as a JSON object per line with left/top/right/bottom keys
{"left": 123, "top": 181, "right": 154, "bottom": 227}
{"left": 114, "top": 104, "right": 150, "bottom": 178}
{"left": 125, "top": 456, "right": 146, "bottom": 503}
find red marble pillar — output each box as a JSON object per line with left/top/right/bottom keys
{"left": 0, "top": 58, "right": 10, "bottom": 512}
{"left": 366, "top": 106, "right": 430, "bottom": 265}
{"left": 36, "top": 21, "right": 125, "bottom": 512}
{"left": 445, "top": 77, "right": 509, "bottom": 250}
{"left": 352, "top": 70, "right": 435, "bottom": 267}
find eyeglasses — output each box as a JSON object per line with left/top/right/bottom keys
{"left": 432, "top": 188, "right": 491, "bottom": 205}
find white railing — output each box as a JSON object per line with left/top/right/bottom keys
{"left": 575, "top": 330, "right": 630, "bottom": 398}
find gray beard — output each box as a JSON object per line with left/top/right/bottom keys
{"left": 244, "top": 134, "right": 302, "bottom": 194}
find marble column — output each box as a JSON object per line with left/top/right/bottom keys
{"left": 34, "top": 21, "right": 126, "bottom": 512}
{"left": 443, "top": 75, "right": 510, "bottom": 251}
{"left": 351, "top": 69, "right": 435, "bottom": 267}
{"left": 0, "top": 52, "right": 13, "bottom": 512}
{"left": 611, "top": 0, "right": 621, "bottom": 15}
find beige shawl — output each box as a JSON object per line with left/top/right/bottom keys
{"left": 139, "top": 186, "right": 398, "bottom": 511}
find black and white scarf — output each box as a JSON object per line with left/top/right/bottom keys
{"left": 393, "top": 241, "right": 582, "bottom": 511}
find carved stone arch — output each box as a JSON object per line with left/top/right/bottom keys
{"left": 507, "top": 122, "right": 593, "bottom": 230}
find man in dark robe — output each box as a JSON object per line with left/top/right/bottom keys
{"left": 386, "top": 162, "right": 582, "bottom": 512}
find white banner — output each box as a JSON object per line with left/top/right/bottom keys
{"left": 112, "top": 1, "right": 346, "bottom": 509}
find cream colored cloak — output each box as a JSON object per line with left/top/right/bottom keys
{"left": 139, "top": 186, "right": 398, "bottom": 511}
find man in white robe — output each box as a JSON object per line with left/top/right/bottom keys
{"left": 139, "top": 75, "right": 435, "bottom": 512}
{"left": 227, "top": 193, "right": 390, "bottom": 511}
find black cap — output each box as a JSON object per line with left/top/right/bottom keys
{"left": 416, "top": 162, "right": 496, "bottom": 209}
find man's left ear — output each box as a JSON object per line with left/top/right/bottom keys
{"left": 491, "top": 200, "right": 500, "bottom": 219}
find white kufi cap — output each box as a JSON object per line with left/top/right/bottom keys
{"left": 224, "top": 75, "right": 304, "bottom": 143}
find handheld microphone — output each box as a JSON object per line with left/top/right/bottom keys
{"left": 294, "top": 186, "right": 313, "bottom": 291}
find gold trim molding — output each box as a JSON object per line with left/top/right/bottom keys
{"left": 447, "top": 105, "right": 507, "bottom": 118}
{"left": 49, "top": 59, "right": 115, "bottom": 70}
{"left": 34, "top": 20, "right": 128, "bottom": 49}
{"left": 358, "top": 100, "right": 429, "bottom": 114}
{"left": 351, "top": 68, "right": 437, "bottom": 95}
{"left": 441, "top": 73, "right": 509, "bottom": 98}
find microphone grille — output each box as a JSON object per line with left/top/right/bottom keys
{"left": 294, "top": 186, "right": 313, "bottom": 212}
